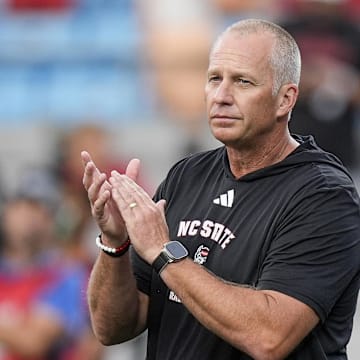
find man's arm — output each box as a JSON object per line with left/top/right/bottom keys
{"left": 0, "top": 310, "right": 64, "bottom": 357}
{"left": 87, "top": 242, "right": 149, "bottom": 345}
{"left": 81, "top": 151, "right": 149, "bottom": 345}
{"left": 161, "top": 259, "right": 319, "bottom": 360}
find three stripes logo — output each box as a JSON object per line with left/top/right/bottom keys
{"left": 213, "top": 189, "right": 235, "bottom": 208}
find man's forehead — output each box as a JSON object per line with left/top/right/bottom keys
{"left": 225, "top": 29, "right": 274, "bottom": 43}
{"left": 210, "top": 32, "right": 273, "bottom": 66}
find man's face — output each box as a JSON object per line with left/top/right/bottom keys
{"left": 205, "top": 31, "right": 281, "bottom": 149}
{"left": 2, "top": 199, "right": 53, "bottom": 252}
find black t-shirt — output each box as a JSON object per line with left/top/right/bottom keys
{"left": 132, "top": 135, "right": 360, "bottom": 360}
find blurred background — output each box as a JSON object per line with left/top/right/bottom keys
{"left": 0, "top": 0, "right": 358, "bottom": 359}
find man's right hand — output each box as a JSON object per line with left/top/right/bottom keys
{"left": 81, "top": 150, "right": 140, "bottom": 245}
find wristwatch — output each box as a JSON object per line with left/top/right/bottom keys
{"left": 152, "top": 241, "right": 188, "bottom": 274}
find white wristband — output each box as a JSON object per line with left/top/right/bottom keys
{"left": 95, "top": 234, "right": 131, "bottom": 257}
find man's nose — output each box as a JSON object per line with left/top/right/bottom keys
{"left": 213, "top": 81, "right": 233, "bottom": 104}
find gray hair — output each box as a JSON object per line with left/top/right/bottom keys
{"left": 214, "top": 19, "right": 302, "bottom": 96}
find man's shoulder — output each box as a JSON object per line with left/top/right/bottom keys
{"left": 170, "top": 146, "right": 225, "bottom": 173}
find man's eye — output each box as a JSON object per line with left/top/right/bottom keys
{"left": 208, "top": 76, "right": 220, "bottom": 82}
{"left": 237, "top": 78, "right": 250, "bottom": 84}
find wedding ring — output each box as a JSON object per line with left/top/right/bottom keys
{"left": 129, "top": 202, "right": 137, "bottom": 209}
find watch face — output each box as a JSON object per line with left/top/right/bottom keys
{"left": 166, "top": 241, "right": 188, "bottom": 259}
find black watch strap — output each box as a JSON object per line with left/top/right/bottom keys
{"left": 152, "top": 241, "right": 188, "bottom": 274}
{"left": 152, "top": 252, "right": 169, "bottom": 274}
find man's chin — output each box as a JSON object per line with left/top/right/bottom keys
{"left": 211, "top": 129, "right": 240, "bottom": 145}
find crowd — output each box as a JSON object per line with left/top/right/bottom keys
{"left": 0, "top": 123, "right": 154, "bottom": 359}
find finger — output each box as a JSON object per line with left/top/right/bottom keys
{"left": 82, "top": 151, "right": 102, "bottom": 191}
{"left": 125, "top": 158, "right": 140, "bottom": 182}
{"left": 81, "top": 151, "right": 102, "bottom": 177}
{"left": 156, "top": 199, "right": 167, "bottom": 220}
{"left": 83, "top": 161, "right": 97, "bottom": 191}
{"left": 156, "top": 199, "right": 166, "bottom": 212}
{"left": 110, "top": 171, "right": 151, "bottom": 207}
{"left": 80, "top": 150, "right": 92, "bottom": 169}
{"left": 115, "top": 170, "right": 151, "bottom": 199}
{"left": 110, "top": 178, "right": 134, "bottom": 215}
{"left": 93, "top": 189, "right": 111, "bottom": 219}
{"left": 88, "top": 172, "right": 108, "bottom": 204}
{"left": 109, "top": 174, "right": 149, "bottom": 221}
{"left": 82, "top": 150, "right": 113, "bottom": 194}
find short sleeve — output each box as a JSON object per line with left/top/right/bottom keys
{"left": 131, "top": 247, "right": 153, "bottom": 295}
{"left": 257, "top": 186, "right": 360, "bottom": 322}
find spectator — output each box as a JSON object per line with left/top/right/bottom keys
{"left": 0, "top": 170, "right": 101, "bottom": 359}
{"left": 55, "top": 124, "right": 151, "bottom": 360}
{"left": 211, "top": 0, "right": 283, "bottom": 26}
{"left": 137, "top": 0, "right": 214, "bottom": 156}
{"left": 55, "top": 123, "right": 151, "bottom": 268}
{"left": 282, "top": 0, "right": 360, "bottom": 169}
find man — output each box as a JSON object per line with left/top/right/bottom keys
{"left": 0, "top": 192, "right": 98, "bottom": 359}
{"left": 281, "top": 0, "right": 360, "bottom": 169}
{"left": 82, "top": 19, "right": 360, "bottom": 359}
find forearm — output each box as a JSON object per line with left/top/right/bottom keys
{"left": 161, "top": 259, "right": 316, "bottom": 360}
{"left": 88, "top": 251, "right": 147, "bottom": 345}
{"left": 0, "top": 314, "right": 63, "bottom": 357}
{"left": 81, "top": 152, "right": 147, "bottom": 343}
{"left": 0, "top": 328, "right": 51, "bottom": 357}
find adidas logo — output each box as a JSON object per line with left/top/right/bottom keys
{"left": 213, "top": 189, "right": 234, "bottom": 208}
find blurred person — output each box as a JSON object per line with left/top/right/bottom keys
{"left": 0, "top": 171, "right": 102, "bottom": 360}
{"left": 211, "top": 0, "right": 283, "bottom": 26}
{"left": 346, "top": 0, "right": 360, "bottom": 22}
{"left": 137, "top": 0, "right": 216, "bottom": 156}
{"left": 281, "top": 0, "right": 360, "bottom": 169}
{"left": 55, "top": 123, "right": 151, "bottom": 269}
{"left": 55, "top": 124, "right": 151, "bottom": 360}
{"left": 82, "top": 19, "right": 359, "bottom": 359}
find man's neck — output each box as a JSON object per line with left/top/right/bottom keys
{"left": 227, "top": 134, "right": 299, "bottom": 179}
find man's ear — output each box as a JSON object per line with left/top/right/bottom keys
{"left": 276, "top": 84, "right": 298, "bottom": 119}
